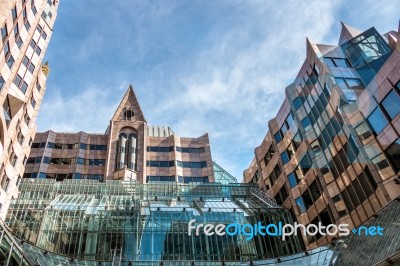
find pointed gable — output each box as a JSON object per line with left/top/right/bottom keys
{"left": 111, "top": 85, "right": 146, "bottom": 122}
{"left": 339, "top": 21, "right": 362, "bottom": 45}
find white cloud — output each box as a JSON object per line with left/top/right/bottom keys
{"left": 148, "top": 0, "right": 342, "bottom": 177}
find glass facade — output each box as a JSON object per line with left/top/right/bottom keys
{"left": 5, "top": 179, "right": 304, "bottom": 263}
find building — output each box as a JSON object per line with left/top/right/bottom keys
{"left": 244, "top": 21, "right": 400, "bottom": 250}
{"left": 0, "top": 0, "right": 59, "bottom": 219}
{"left": 2, "top": 87, "right": 310, "bottom": 264}
{"left": 23, "top": 86, "right": 217, "bottom": 184}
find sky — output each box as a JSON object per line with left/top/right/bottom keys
{"left": 39, "top": 0, "right": 400, "bottom": 180}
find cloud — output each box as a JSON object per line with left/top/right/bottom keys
{"left": 37, "top": 84, "right": 121, "bottom": 133}
{"left": 147, "top": 0, "right": 342, "bottom": 178}
{"left": 40, "top": 0, "right": 400, "bottom": 180}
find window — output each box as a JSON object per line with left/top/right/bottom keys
{"left": 10, "top": 152, "right": 18, "bottom": 167}
{"left": 17, "top": 131, "right": 24, "bottom": 145}
{"left": 36, "top": 82, "right": 41, "bottom": 92}
{"left": 24, "top": 20, "right": 30, "bottom": 30}
{"left": 76, "top": 157, "right": 84, "bottom": 165}
{"left": 280, "top": 151, "right": 290, "bottom": 164}
{"left": 293, "top": 97, "right": 302, "bottom": 110}
{"left": 147, "top": 146, "right": 173, "bottom": 152}
{"left": 11, "top": 6, "right": 17, "bottom": 21}
{"left": 381, "top": 90, "right": 400, "bottom": 120}
{"left": 309, "top": 179, "right": 322, "bottom": 201}
{"left": 295, "top": 197, "right": 306, "bottom": 213}
{"left": 274, "top": 131, "right": 283, "bottom": 143}
{"left": 333, "top": 58, "right": 351, "bottom": 68}
{"left": 6, "top": 54, "right": 14, "bottom": 68}
{"left": 42, "top": 31, "right": 47, "bottom": 39}
{"left": 176, "top": 146, "right": 205, "bottom": 153}
{"left": 324, "top": 57, "right": 351, "bottom": 68}
{"left": 0, "top": 75, "right": 5, "bottom": 91}
{"left": 299, "top": 153, "right": 313, "bottom": 175}
{"left": 32, "top": 6, "right": 37, "bottom": 15}
{"left": 287, "top": 172, "right": 299, "bottom": 188}
{"left": 23, "top": 7, "right": 27, "bottom": 21}
{"left": 275, "top": 185, "right": 288, "bottom": 205}
{"left": 13, "top": 74, "right": 28, "bottom": 94}
{"left": 31, "top": 98, "right": 36, "bottom": 108}
{"left": 385, "top": 139, "right": 400, "bottom": 173}
{"left": 286, "top": 112, "right": 295, "bottom": 129}
{"left": 310, "top": 139, "right": 321, "bottom": 155}
{"left": 367, "top": 107, "right": 389, "bottom": 134}
{"left": 1, "top": 176, "right": 10, "bottom": 192}
{"left": 14, "top": 24, "right": 19, "bottom": 37}
{"left": 301, "top": 117, "right": 311, "bottom": 130}
{"left": 16, "top": 36, "right": 23, "bottom": 48}
{"left": 177, "top": 161, "right": 207, "bottom": 168}
{"left": 147, "top": 176, "right": 175, "bottom": 182}
{"left": 147, "top": 160, "right": 175, "bottom": 167}
{"left": 1, "top": 25, "right": 7, "bottom": 41}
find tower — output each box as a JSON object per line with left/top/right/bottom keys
{"left": 0, "top": 0, "right": 59, "bottom": 218}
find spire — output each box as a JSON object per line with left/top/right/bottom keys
{"left": 111, "top": 85, "right": 146, "bottom": 122}
{"left": 339, "top": 21, "right": 362, "bottom": 45}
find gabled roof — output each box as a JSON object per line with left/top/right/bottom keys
{"left": 111, "top": 85, "right": 146, "bottom": 122}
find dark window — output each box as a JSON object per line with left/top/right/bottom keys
{"left": 0, "top": 75, "right": 5, "bottom": 91}
{"left": 309, "top": 179, "right": 322, "bottom": 201}
{"left": 32, "top": 6, "right": 37, "bottom": 15}
{"left": 367, "top": 107, "right": 389, "bottom": 134}
{"left": 381, "top": 90, "right": 400, "bottom": 120}
{"left": 275, "top": 185, "right": 288, "bottom": 205}
{"left": 13, "top": 75, "right": 28, "bottom": 93}
{"left": 1, "top": 176, "right": 10, "bottom": 192}
{"left": 385, "top": 139, "right": 400, "bottom": 173}
{"left": 299, "top": 153, "right": 313, "bottom": 175}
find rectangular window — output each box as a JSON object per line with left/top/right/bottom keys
{"left": 31, "top": 99, "right": 36, "bottom": 108}
{"left": 367, "top": 107, "right": 389, "bottom": 134}
{"left": 385, "top": 139, "right": 400, "bottom": 173}
{"left": 11, "top": 6, "right": 17, "bottom": 21}
{"left": 16, "top": 36, "right": 23, "bottom": 48}
{"left": 381, "top": 90, "right": 400, "bottom": 120}
{"left": 333, "top": 58, "right": 351, "bottom": 68}
{"left": 24, "top": 20, "right": 30, "bottom": 30}
{"left": 0, "top": 76, "right": 5, "bottom": 91}
{"left": 1, "top": 176, "right": 10, "bottom": 192}
{"left": 301, "top": 117, "right": 311, "bottom": 130}
{"left": 274, "top": 131, "right": 283, "bottom": 143}
{"left": 287, "top": 172, "right": 299, "bottom": 188}
{"left": 14, "top": 24, "right": 19, "bottom": 37}
{"left": 1, "top": 25, "right": 7, "bottom": 41}
{"left": 32, "top": 6, "right": 37, "bottom": 15}
{"left": 293, "top": 97, "right": 302, "bottom": 110}
{"left": 76, "top": 157, "right": 84, "bottom": 165}
{"left": 280, "top": 150, "right": 290, "bottom": 164}
{"left": 295, "top": 197, "right": 306, "bottom": 213}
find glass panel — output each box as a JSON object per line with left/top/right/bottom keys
{"left": 367, "top": 107, "right": 389, "bottom": 134}
{"left": 381, "top": 90, "right": 400, "bottom": 119}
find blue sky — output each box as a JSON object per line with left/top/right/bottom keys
{"left": 39, "top": 0, "right": 399, "bottom": 180}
